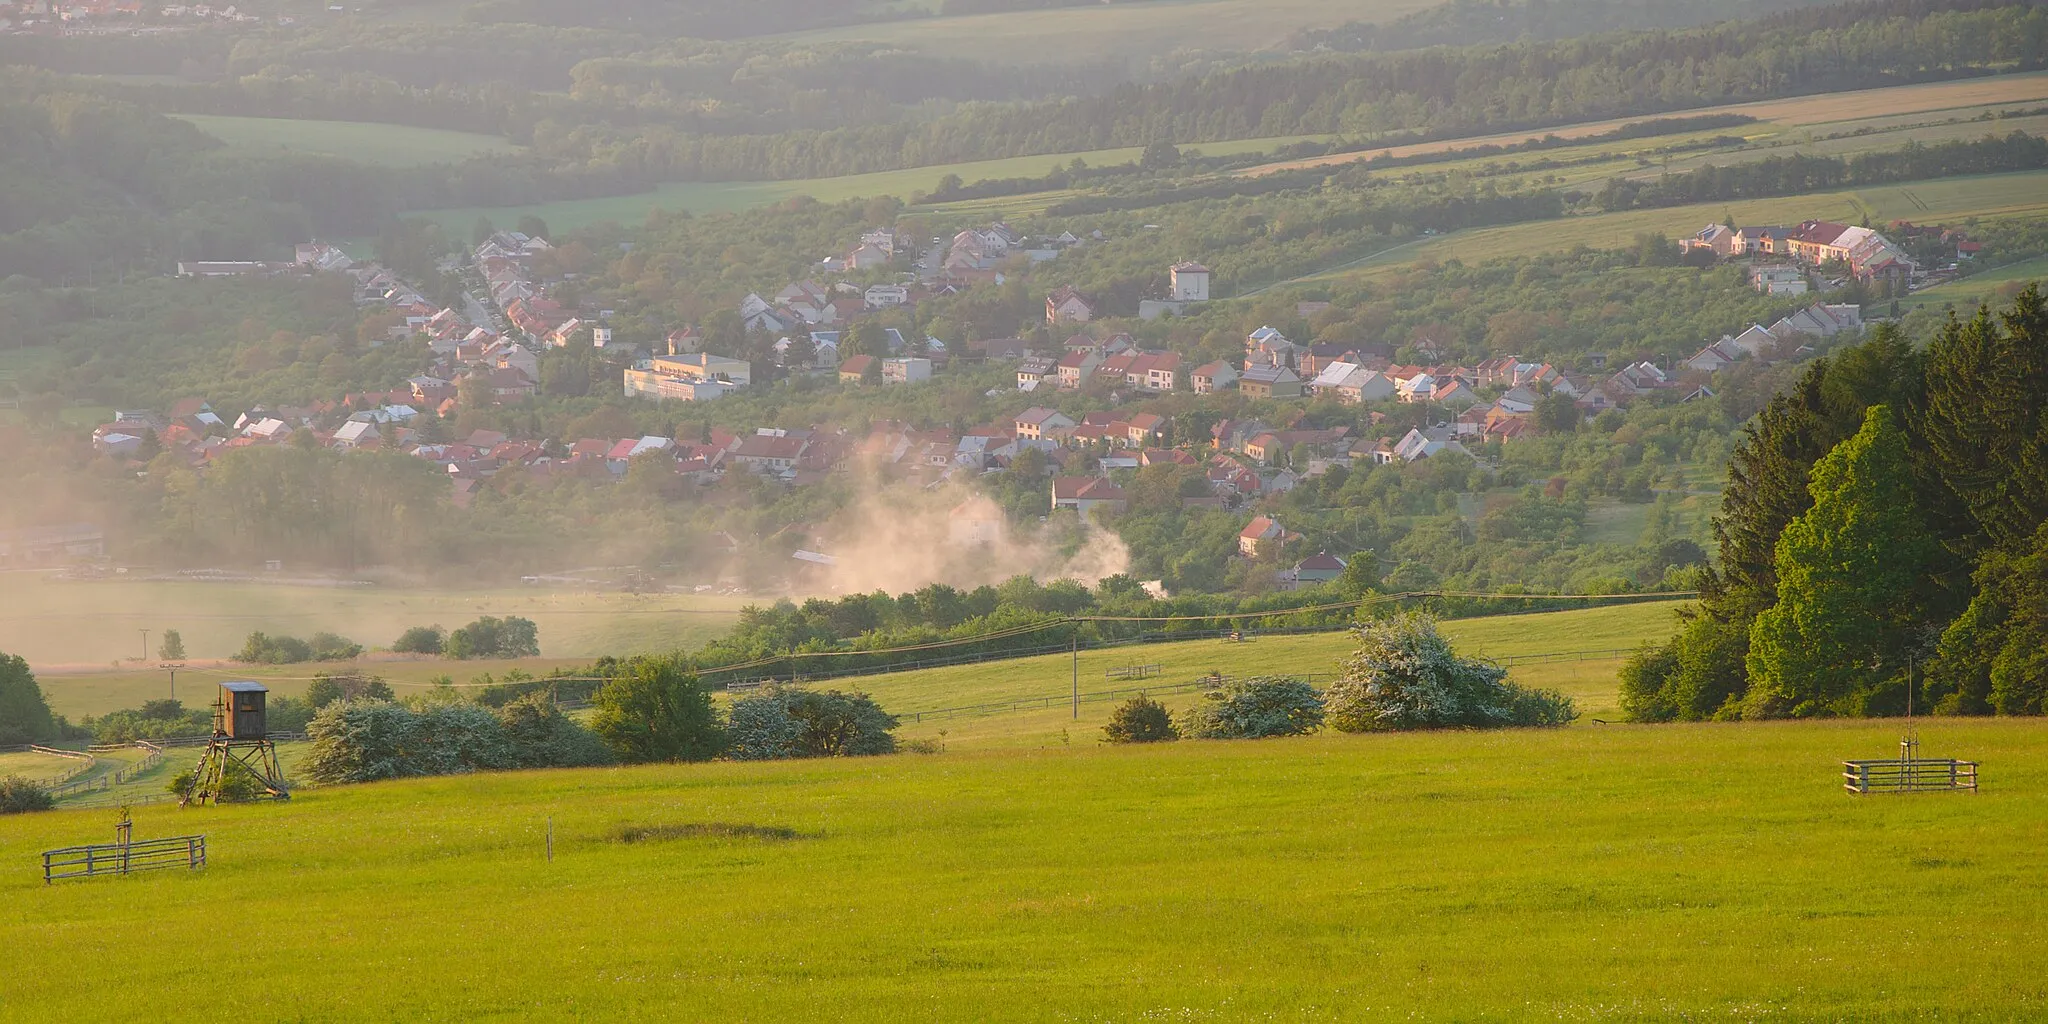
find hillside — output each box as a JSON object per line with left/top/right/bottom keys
{"left": 3, "top": 716, "right": 2041, "bottom": 1019}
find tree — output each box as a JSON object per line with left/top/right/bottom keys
{"left": 471, "top": 216, "right": 496, "bottom": 246}
{"left": 392, "top": 625, "right": 445, "bottom": 655}
{"left": 0, "top": 653, "right": 56, "bottom": 745}
{"left": 1177, "top": 676, "right": 1324, "bottom": 739}
{"left": 305, "top": 673, "right": 395, "bottom": 709}
{"left": 157, "top": 629, "right": 185, "bottom": 662}
{"left": 1140, "top": 141, "right": 1181, "bottom": 169}
{"left": 589, "top": 657, "right": 722, "bottom": 763}
{"left": 1103, "top": 695, "right": 1178, "bottom": 743}
{"left": 445, "top": 616, "right": 540, "bottom": 659}
{"left": 1535, "top": 391, "right": 1580, "bottom": 434}
{"left": 1325, "top": 613, "right": 1574, "bottom": 731}
{"left": 515, "top": 215, "right": 549, "bottom": 241}
{"left": 495, "top": 694, "right": 615, "bottom": 768}
{"left": 1922, "top": 287, "right": 2048, "bottom": 551}
{"left": 1745, "top": 405, "right": 1937, "bottom": 717}
{"left": 726, "top": 687, "right": 898, "bottom": 759}
{"left": 1334, "top": 552, "right": 1381, "bottom": 598}
{"left": 846, "top": 321, "right": 892, "bottom": 359}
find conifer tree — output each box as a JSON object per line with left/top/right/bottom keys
{"left": 1745, "top": 405, "right": 1935, "bottom": 717}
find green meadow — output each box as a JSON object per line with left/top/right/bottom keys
{"left": 172, "top": 115, "right": 521, "bottom": 167}
{"left": 3, "top": 715, "right": 2041, "bottom": 1020}
{"left": 1900, "top": 253, "right": 2048, "bottom": 313}
{"left": 407, "top": 133, "right": 1336, "bottom": 234}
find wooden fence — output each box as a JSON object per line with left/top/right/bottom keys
{"left": 42, "top": 835, "right": 206, "bottom": 884}
{"left": 1844, "top": 758, "right": 1978, "bottom": 794}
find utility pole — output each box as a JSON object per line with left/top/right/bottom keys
{"left": 139, "top": 629, "right": 149, "bottom": 663}
{"left": 166, "top": 667, "right": 176, "bottom": 702}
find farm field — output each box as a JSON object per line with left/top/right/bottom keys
{"left": 0, "top": 577, "right": 744, "bottom": 673}
{"left": 171, "top": 115, "right": 521, "bottom": 167}
{"left": 408, "top": 133, "right": 1337, "bottom": 234}
{"left": 771, "top": 0, "right": 1436, "bottom": 62}
{"left": 3, "top": 715, "right": 2043, "bottom": 1020}
{"left": 1239, "top": 70, "right": 2048, "bottom": 176}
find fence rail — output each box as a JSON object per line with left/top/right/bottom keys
{"left": 43, "top": 835, "right": 206, "bottom": 884}
{"left": 1844, "top": 758, "right": 1978, "bottom": 795}
{"left": 902, "top": 673, "right": 1335, "bottom": 725}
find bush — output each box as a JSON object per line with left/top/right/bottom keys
{"left": 165, "top": 765, "right": 264, "bottom": 802}
{"left": 725, "top": 686, "right": 898, "bottom": 759}
{"left": 391, "top": 625, "right": 446, "bottom": 655}
{"left": 1103, "top": 695, "right": 1179, "bottom": 743}
{"left": 308, "top": 632, "right": 364, "bottom": 661}
{"left": 266, "top": 695, "right": 317, "bottom": 733}
{"left": 233, "top": 631, "right": 314, "bottom": 665}
{"left": 83, "top": 703, "right": 212, "bottom": 743}
{"left": 0, "top": 775, "right": 55, "bottom": 814}
{"left": 305, "top": 673, "right": 395, "bottom": 709}
{"left": 1178, "top": 676, "right": 1325, "bottom": 739}
{"left": 1325, "top": 613, "right": 1576, "bottom": 731}
{"left": 445, "top": 616, "right": 541, "bottom": 660}
{"left": 589, "top": 656, "right": 723, "bottom": 763}
{"left": 496, "top": 693, "right": 614, "bottom": 769}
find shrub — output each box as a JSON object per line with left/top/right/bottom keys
{"left": 726, "top": 687, "right": 899, "bottom": 759}
{"left": 391, "top": 625, "right": 446, "bottom": 655}
{"left": 0, "top": 775, "right": 55, "bottom": 814}
{"left": 1178, "top": 677, "right": 1324, "bottom": 739}
{"left": 83, "top": 703, "right": 212, "bottom": 743}
{"left": 308, "top": 632, "right": 363, "bottom": 661}
{"left": 233, "top": 631, "right": 314, "bottom": 665}
{"left": 305, "top": 673, "right": 395, "bottom": 709}
{"left": 589, "top": 656, "right": 722, "bottom": 763}
{"left": 1103, "top": 695, "right": 1179, "bottom": 743}
{"left": 496, "top": 693, "right": 614, "bottom": 769}
{"left": 165, "top": 765, "right": 264, "bottom": 802}
{"left": 1325, "top": 613, "right": 1576, "bottom": 731}
{"left": 266, "top": 695, "right": 317, "bottom": 733}
{"left": 445, "top": 616, "right": 541, "bottom": 660}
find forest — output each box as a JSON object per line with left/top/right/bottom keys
{"left": 1623, "top": 287, "right": 2048, "bottom": 718}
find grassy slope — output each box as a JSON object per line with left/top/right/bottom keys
{"left": 172, "top": 115, "right": 521, "bottom": 167}
{"left": 3, "top": 716, "right": 2043, "bottom": 1020}
{"left": 407, "top": 133, "right": 1335, "bottom": 233}
{"left": 771, "top": 0, "right": 1437, "bottom": 62}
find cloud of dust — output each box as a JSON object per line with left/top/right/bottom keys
{"left": 791, "top": 480, "right": 1129, "bottom": 596}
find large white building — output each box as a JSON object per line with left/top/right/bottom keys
{"left": 1170, "top": 262, "right": 1211, "bottom": 302}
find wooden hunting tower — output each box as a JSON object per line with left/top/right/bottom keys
{"left": 220, "top": 681, "right": 268, "bottom": 739}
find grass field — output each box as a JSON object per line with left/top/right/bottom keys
{"left": 3, "top": 713, "right": 2043, "bottom": 1020}
{"left": 1240, "top": 71, "right": 2048, "bottom": 176}
{"left": 407, "top": 133, "right": 1335, "bottom": 234}
{"left": 172, "top": 115, "right": 521, "bottom": 168}
{"left": 773, "top": 0, "right": 1434, "bottom": 62}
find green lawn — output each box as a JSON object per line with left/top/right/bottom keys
{"left": 172, "top": 115, "right": 521, "bottom": 168}
{"left": 3, "top": 714, "right": 2042, "bottom": 1020}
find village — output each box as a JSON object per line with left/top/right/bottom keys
{"left": 97, "top": 211, "right": 1944, "bottom": 526}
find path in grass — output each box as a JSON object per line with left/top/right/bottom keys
{"left": 3, "top": 715, "right": 2042, "bottom": 1020}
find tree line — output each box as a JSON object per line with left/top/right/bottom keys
{"left": 1623, "top": 286, "right": 2048, "bottom": 719}
{"left": 1595, "top": 130, "right": 2048, "bottom": 211}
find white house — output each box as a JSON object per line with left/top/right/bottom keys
{"left": 1169, "top": 262, "right": 1210, "bottom": 302}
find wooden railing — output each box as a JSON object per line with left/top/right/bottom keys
{"left": 42, "top": 835, "right": 206, "bottom": 884}
{"left": 1844, "top": 758, "right": 1978, "bottom": 794}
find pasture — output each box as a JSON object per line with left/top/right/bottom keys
{"left": 2, "top": 714, "right": 2043, "bottom": 1020}
{"left": 172, "top": 115, "right": 521, "bottom": 167}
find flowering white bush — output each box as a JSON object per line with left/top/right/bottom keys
{"left": 1325, "top": 613, "right": 1575, "bottom": 731}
